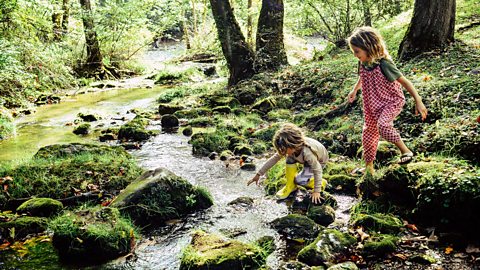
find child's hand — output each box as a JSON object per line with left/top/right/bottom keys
{"left": 311, "top": 192, "right": 322, "bottom": 204}
{"left": 347, "top": 90, "right": 357, "bottom": 103}
{"left": 415, "top": 101, "right": 428, "bottom": 121}
{"left": 247, "top": 174, "right": 261, "bottom": 186}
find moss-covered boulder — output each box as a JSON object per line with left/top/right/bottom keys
{"left": 118, "top": 117, "right": 155, "bottom": 141}
{"left": 350, "top": 210, "right": 403, "bottom": 234}
{"left": 270, "top": 214, "right": 322, "bottom": 242}
{"left": 212, "top": 105, "right": 232, "bottom": 114}
{"left": 183, "top": 125, "right": 193, "bottom": 136}
{"left": 307, "top": 205, "right": 335, "bottom": 226}
{"left": 297, "top": 229, "right": 356, "bottom": 267}
{"left": 16, "top": 198, "right": 63, "bottom": 217}
{"left": 73, "top": 123, "right": 90, "bottom": 135}
{"left": 189, "top": 131, "right": 231, "bottom": 156}
{"left": 158, "top": 103, "right": 185, "bottom": 115}
{"left": 375, "top": 158, "right": 480, "bottom": 236}
{"left": 362, "top": 234, "right": 398, "bottom": 256}
{"left": 180, "top": 230, "right": 265, "bottom": 270}
{"left": 49, "top": 207, "right": 136, "bottom": 263}
{"left": 110, "top": 168, "right": 213, "bottom": 226}
{"left": 1, "top": 143, "right": 143, "bottom": 209}
{"left": 0, "top": 213, "right": 48, "bottom": 240}
{"left": 161, "top": 114, "right": 179, "bottom": 129}
{"left": 324, "top": 174, "right": 357, "bottom": 195}
{"left": 77, "top": 112, "right": 100, "bottom": 122}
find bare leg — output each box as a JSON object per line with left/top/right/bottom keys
{"left": 366, "top": 161, "right": 375, "bottom": 174}
{"left": 394, "top": 139, "right": 412, "bottom": 155}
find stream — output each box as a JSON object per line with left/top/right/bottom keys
{"left": 0, "top": 43, "right": 357, "bottom": 269}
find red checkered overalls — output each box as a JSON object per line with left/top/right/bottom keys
{"left": 360, "top": 64, "right": 405, "bottom": 162}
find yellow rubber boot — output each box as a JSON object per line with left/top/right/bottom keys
{"left": 276, "top": 164, "right": 298, "bottom": 199}
{"left": 305, "top": 177, "right": 327, "bottom": 191}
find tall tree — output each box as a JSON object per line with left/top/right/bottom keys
{"left": 255, "top": 0, "right": 288, "bottom": 71}
{"left": 79, "top": 0, "right": 103, "bottom": 72}
{"left": 61, "top": 0, "right": 70, "bottom": 35}
{"left": 398, "top": 0, "right": 456, "bottom": 61}
{"left": 209, "top": 0, "right": 255, "bottom": 86}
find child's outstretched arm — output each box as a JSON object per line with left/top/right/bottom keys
{"left": 247, "top": 153, "right": 282, "bottom": 186}
{"left": 397, "top": 76, "right": 428, "bottom": 120}
{"left": 348, "top": 77, "right": 362, "bottom": 103}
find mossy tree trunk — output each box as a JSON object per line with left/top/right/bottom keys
{"left": 398, "top": 0, "right": 456, "bottom": 61}
{"left": 255, "top": 0, "right": 288, "bottom": 71}
{"left": 61, "top": 0, "right": 70, "bottom": 35}
{"left": 52, "top": 11, "right": 62, "bottom": 41}
{"left": 210, "top": 0, "right": 255, "bottom": 86}
{"left": 79, "top": 0, "right": 103, "bottom": 72}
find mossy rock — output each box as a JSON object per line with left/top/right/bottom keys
{"left": 212, "top": 105, "right": 232, "bottom": 114}
{"left": 362, "top": 234, "right": 398, "bottom": 256}
{"left": 350, "top": 212, "right": 403, "bottom": 234}
{"left": 375, "top": 141, "right": 400, "bottom": 166}
{"left": 110, "top": 168, "right": 213, "bottom": 226}
{"left": 251, "top": 97, "right": 278, "bottom": 114}
{"left": 77, "top": 112, "right": 100, "bottom": 122}
{"left": 189, "top": 116, "right": 215, "bottom": 127}
{"left": 407, "top": 253, "right": 437, "bottom": 265}
{"left": 1, "top": 143, "right": 143, "bottom": 210}
{"left": 180, "top": 230, "right": 265, "bottom": 270}
{"left": 183, "top": 125, "right": 193, "bottom": 136}
{"left": 307, "top": 205, "right": 335, "bottom": 226}
{"left": 161, "top": 114, "right": 179, "bottom": 129}
{"left": 297, "top": 228, "right": 356, "bottom": 267}
{"left": 232, "top": 82, "right": 264, "bottom": 105}
{"left": 220, "top": 150, "right": 234, "bottom": 161}
{"left": 16, "top": 198, "right": 63, "bottom": 217}
{"left": 234, "top": 144, "right": 253, "bottom": 156}
{"left": 118, "top": 117, "right": 154, "bottom": 141}
{"left": 205, "top": 96, "right": 241, "bottom": 108}
{"left": 376, "top": 158, "right": 480, "bottom": 236}
{"left": 327, "top": 261, "right": 358, "bottom": 270}
{"left": 158, "top": 103, "right": 185, "bottom": 115}
{"left": 267, "top": 109, "right": 293, "bottom": 121}
{"left": 324, "top": 174, "right": 357, "bottom": 195}
{"left": 73, "top": 123, "right": 90, "bottom": 135}
{"left": 33, "top": 143, "right": 124, "bottom": 159}
{"left": 174, "top": 107, "right": 212, "bottom": 119}
{"left": 250, "top": 123, "right": 280, "bottom": 143}
{"left": 49, "top": 207, "right": 136, "bottom": 264}
{"left": 270, "top": 214, "right": 322, "bottom": 242}
{"left": 189, "top": 131, "right": 231, "bottom": 156}
{"left": 0, "top": 214, "right": 48, "bottom": 240}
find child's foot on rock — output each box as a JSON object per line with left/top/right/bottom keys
{"left": 397, "top": 152, "right": 414, "bottom": 165}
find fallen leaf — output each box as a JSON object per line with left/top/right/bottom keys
{"left": 445, "top": 246, "right": 454, "bottom": 254}
{"left": 356, "top": 227, "right": 370, "bottom": 242}
{"left": 405, "top": 223, "right": 419, "bottom": 232}
{"left": 393, "top": 253, "right": 408, "bottom": 260}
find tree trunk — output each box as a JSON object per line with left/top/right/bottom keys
{"left": 361, "top": 0, "right": 372, "bottom": 26}
{"left": 255, "top": 0, "right": 288, "bottom": 71}
{"left": 61, "top": 0, "right": 70, "bottom": 35}
{"left": 398, "top": 0, "right": 455, "bottom": 61}
{"left": 247, "top": 0, "right": 253, "bottom": 46}
{"left": 52, "top": 11, "right": 62, "bottom": 41}
{"left": 79, "top": 0, "right": 103, "bottom": 72}
{"left": 182, "top": 9, "right": 191, "bottom": 49}
{"left": 210, "top": 0, "right": 255, "bottom": 86}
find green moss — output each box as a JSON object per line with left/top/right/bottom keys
{"left": 0, "top": 235, "right": 62, "bottom": 269}
{"left": 363, "top": 234, "right": 399, "bottom": 256}
{"left": 180, "top": 231, "right": 264, "bottom": 270}
{"left": 118, "top": 117, "right": 154, "bottom": 141}
{"left": 49, "top": 206, "right": 137, "bottom": 263}
{"left": 0, "top": 214, "right": 48, "bottom": 240}
{"left": 0, "top": 143, "right": 143, "bottom": 207}
{"left": 350, "top": 212, "right": 403, "bottom": 234}
{"left": 16, "top": 198, "right": 63, "bottom": 217}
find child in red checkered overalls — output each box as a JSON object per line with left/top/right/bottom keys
{"left": 346, "top": 27, "right": 428, "bottom": 174}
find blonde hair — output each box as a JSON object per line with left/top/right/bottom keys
{"left": 348, "top": 26, "right": 391, "bottom": 64}
{"left": 273, "top": 123, "right": 305, "bottom": 155}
